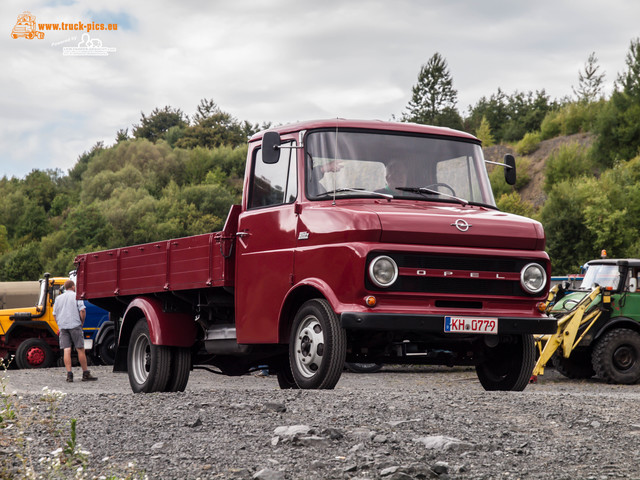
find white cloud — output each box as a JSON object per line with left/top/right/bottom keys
{"left": 1, "top": 0, "right": 640, "bottom": 178}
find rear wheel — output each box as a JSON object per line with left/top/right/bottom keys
{"left": 552, "top": 350, "right": 595, "bottom": 379}
{"left": 15, "top": 338, "right": 55, "bottom": 369}
{"left": 345, "top": 362, "right": 383, "bottom": 373}
{"left": 592, "top": 328, "right": 640, "bottom": 384}
{"left": 475, "top": 334, "right": 535, "bottom": 391}
{"left": 289, "top": 299, "right": 346, "bottom": 389}
{"left": 127, "top": 319, "right": 172, "bottom": 393}
{"left": 165, "top": 347, "right": 191, "bottom": 392}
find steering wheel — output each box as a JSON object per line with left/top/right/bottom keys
{"left": 424, "top": 183, "right": 456, "bottom": 197}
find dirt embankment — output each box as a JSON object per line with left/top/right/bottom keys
{"left": 484, "top": 132, "right": 594, "bottom": 208}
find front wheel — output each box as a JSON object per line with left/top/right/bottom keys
{"left": 127, "top": 318, "right": 172, "bottom": 393}
{"left": 552, "top": 350, "right": 595, "bottom": 379}
{"left": 475, "top": 334, "right": 535, "bottom": 391}
{"left": 289, "top": 299, "right": 346, "bottom": 389}
{"left": 15, "top": 338, "right": 55, "bottom": 369}
{"left": 592, "top": 328, "right": 640, "bottom": 384}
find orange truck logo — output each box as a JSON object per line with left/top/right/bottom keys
{"left": 11, "top": 11, "right": 45, "bottom": 39}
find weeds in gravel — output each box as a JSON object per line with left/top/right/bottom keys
{"left": 0, "top": 363, "right": 146, "bottom": 480}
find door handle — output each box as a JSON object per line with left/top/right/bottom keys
{"left": 236, "top": 231, "right": 251, "bottom": 238}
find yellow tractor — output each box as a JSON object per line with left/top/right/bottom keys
{"left": 532, "top": 259, "right": 640, "bottom": 384}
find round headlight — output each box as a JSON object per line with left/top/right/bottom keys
{"left": 520, "top": 263, "right": 547, "bottom": 294}
{"left": 369, "top": 255, "right": 398, "bottom": 288}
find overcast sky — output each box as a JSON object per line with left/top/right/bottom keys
{"left": 2, "top": 0, "right": 639, "bottom": 179}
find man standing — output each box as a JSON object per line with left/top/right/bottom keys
{"left": 53, "top": 279, "right": 97, "bottom": 382}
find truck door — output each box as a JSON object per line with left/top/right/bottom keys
{"left": 235, "top": 140, "right": 298, "bottom": 343}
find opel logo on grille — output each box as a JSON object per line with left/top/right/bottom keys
{"left": 451, "top": 219, "right": 472, "bottom": 232}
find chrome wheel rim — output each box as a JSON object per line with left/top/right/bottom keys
{"left": 293, "top": 315, "right": 325, "bottom": 378}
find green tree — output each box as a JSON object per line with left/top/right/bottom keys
{"left": 0, "top": 242, "right": 43, "bottom": 281}
{"left": 133, "top": 106, "right": 188, "bottom": 142}
{"left": 69, "top": 142, "right": 105, "bottom": 182}
{"left": 592, "top": 38, "right": 640, "bottom": 167}
{"left": 467, "top": 89, "right": 555, "bottom": 142}
{"left": 402, "top": 53, "right": 463, "bottom": 129}
{"left": 540, "top": 179, "right": 600, "bottom": 274}
{"left": 15, "top": 202, "right": 50, "bottom": 243}
{"left": 616, "top": 38, "right": 640, "bottom": 100}
{"left": 0, "top": 225, "right": 9, "bottom": 254}
{"left": 175, "top": 99, "right": 247, "bottom": 149}
{"left": 573, "top": 52, "right": 606, "bottom": 103}
{"left": 115, "top": 128, "right": 129, "bottom": 143}
{"left": 475, "top": 116, "right": 495, "bottom": 146}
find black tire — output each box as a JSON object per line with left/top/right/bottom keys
{"left": 127, "top": 319, "right": 172, "bottom": 393}
{"left": 592, "top": 328, "right": 640, "bottom": 384}
{"left": 276, "top": 367, "right": 299, "bottom": 389}
{"left": 165, "top": 347, "right": 191, "bottom": 392}
{"left": 475, "top": 334, "right": 535, "bottom": 391}
{"left": 98, "top": 330, "right": 116, "bottom": 366}
{"left": 289, "top": 299, "right": 346, "bottom": 389}
{"left": 15, "top": 338, "right": 55, "bottom": 369}
{"left": 552, "top": 350, "right": 595, "bottom": 379}
{"left": 345, "top": 362, "right": 383, "bottom": 373}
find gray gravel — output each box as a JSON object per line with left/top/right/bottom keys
{"left": 2, "top": 365, "right": 640, "bottom": 479}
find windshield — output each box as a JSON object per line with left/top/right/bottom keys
{"left": 305, "top": 130, "right": 495, "bottom": 206}
{"left": 580, "top": 264, "right": 620, "bottom": 290}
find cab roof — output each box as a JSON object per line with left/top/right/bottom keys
{"left": 587, "top": 259, "right": 640, "bottom": 268}
{"left": 249, "top": 118, "right": 479, "bottom": 143}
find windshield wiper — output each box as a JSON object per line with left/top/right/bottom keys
{"left": 316, "top": 188, "right": 393, "bottom": 200}
{"left": 396, "top": 187, "right": 469, "bottom": 206}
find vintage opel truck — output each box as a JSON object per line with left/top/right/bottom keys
{"left": 75, "top": 119, "right": 555, "bottom": 393}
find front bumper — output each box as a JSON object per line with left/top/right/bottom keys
{"left": 341, "top": 312, "right": 557, "bottom": 335}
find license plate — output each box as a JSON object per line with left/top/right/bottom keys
{"left": 444, "top": 316, "right": 498, "bottom": 334}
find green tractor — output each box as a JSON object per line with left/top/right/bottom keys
{"left": 534, "top": 259, "right": 640, "bottom": 384}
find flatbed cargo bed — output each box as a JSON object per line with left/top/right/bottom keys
{"left": 76, "top": 206, "right": 239, "bottom": 301}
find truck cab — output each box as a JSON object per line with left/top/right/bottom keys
{"left": 0, "top": 274, "right": 63, "bottom": 368}
{"left": 77, "top": 119, "right": 555, "bottom": 392}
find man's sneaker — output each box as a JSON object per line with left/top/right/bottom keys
{"left": 82, "top": 371, "right": 98, "bottom": 382}
{"left": 66, "top": 371, "right": 73, "bottom": 383}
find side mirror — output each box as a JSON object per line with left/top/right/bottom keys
{"left": 504, "top": 154, "right": 516, "bottom": 185}
{"left": 262, "top": 131, "right": 281, "bottom": 164}
{"left": 629, "top": 277, "right": 638, "bottom": 293}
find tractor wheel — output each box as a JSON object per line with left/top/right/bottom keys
{"left": 127, "top": 318, "right": 172, "bottom": 393}
{"left": 289, "top": 299, "right": 346, "bottom": 389}
{"left": 475, "top": 334, "right": 535, "bottom": 391}
{"left": 592, "top": 328, "right": 640, "bottom": 384}
{"left": 552, "top": 350, "right": 595, "bottom": 379}
{"left": 15, "top": 339, "right": 55, "bottom": 369}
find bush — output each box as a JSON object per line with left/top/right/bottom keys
{"left": 543, "top": 142, "right": 593, "bottom": 193}
{"left": 515, "top": 132, "right": 541, "bottom": 155}
{"left": 540, "top": 111, "right": 562, "bottom": 140}
{"left": 540, "top": 100, "right": 606, "bottom": 141}
{"left": 496, "top": 192, "right": 535, "bottom": 218}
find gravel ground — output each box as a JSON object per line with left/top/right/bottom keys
{"left": 2, "top": 364, "right": 640, "bottom": 479}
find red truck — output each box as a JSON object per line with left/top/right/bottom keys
{"left": 75, "top": 119, "right": 555, "bottom": 393}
